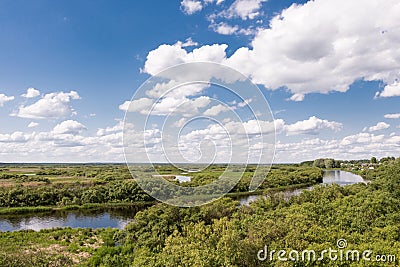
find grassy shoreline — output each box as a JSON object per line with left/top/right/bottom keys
{"left": 0, "top": 182, "right": 317, "bottom": 216}
{"left": 0, "top": 201, "right": 157, "bottom": 215}
{"left": 226, "top": 182, "right": 315, "bottom": 198}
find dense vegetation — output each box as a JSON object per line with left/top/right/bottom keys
{"left": 0, "top": 164, "right": 322, "bottom": 209}
{"left": 1, "top": 160, "right": 400, "bottom": 266}
{"left": 79, "top": 158, "right": 400, "bottom": 266}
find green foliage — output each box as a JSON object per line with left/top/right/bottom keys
{"left": 0, "top": 228, "right": 109, "bottom": 266}
{"left": 0, "top": 180, "right": 153, "bottom": 208}
{"left": 2, "top": 162, "right": 400, "bottom": 266}
{"left": 85, "top": 161, "right": 400, "bottom": 266}
{"left": 313, "top": 158, "right": 340, "bottom": 169}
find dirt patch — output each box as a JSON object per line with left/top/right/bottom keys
{"left": 8, "top": 168, "right": 40, "bottom": 173}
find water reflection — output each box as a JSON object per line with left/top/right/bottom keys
{"left": 323, "top": 170, "right": 365, "bottom": 185}
{"left": 0, "top": 206, "right": 145, "bottom": 232}
{"left": 239, "top": 170, "right": 366, "bottom": 206}
{"left": 175, "top": 175, "right": 191, "bottom": 183}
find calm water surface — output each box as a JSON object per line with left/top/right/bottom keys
{"left": 239, "top": 170, "right": 366, "bottom": 206}
{"left": 0, "top": 207, "right": 144, "bottom": 232}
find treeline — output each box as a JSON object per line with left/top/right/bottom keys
{"left": 0, "top": 180, "right": 153, "bottom": 207}
{"left": 302, "top": 157, "right": 398, "bottom": 169}
{"left": 0, "top": 165, "right": 324, "bottom": 208}
{"left": 36, "top": 166, "right": 132, "bottom": 180}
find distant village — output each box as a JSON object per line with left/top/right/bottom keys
{"left": 301, "top": 156, "right": 397, "bottom": 171}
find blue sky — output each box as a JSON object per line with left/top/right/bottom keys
{"left": 0, "top": 0, "right": 400, "bottom": 163}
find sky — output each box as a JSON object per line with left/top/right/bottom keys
{"left": 0, "top": 0, "right": 400, "bottom": 163}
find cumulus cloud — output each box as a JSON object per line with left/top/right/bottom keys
{"left": 203, "top": 104, "right": 231, "bottom": 116}
{"left": 237, "top": 98, "right": 252, "bottom": 108}
{"left": 151, "top": 0, "right": 400, "bottom": 97}
{"left": 368, "top": 122, "right": 390, "bottom": 132}
{"left": 28, "top": 122, "right": 39, "bottom": 128}
{"left": 285, "top": 116, "right": 342, "bottom": 136}
{"left": 211, "top": 22, "right": 239, "bottom": 35}
{"left": 204, "top": 0, "right": 225, "bottom": 5}
{"left": 97, "top": 121, "right": 125, "bottom": 136}
{"left": 53, "top": 120, "right": 87, "bottom": 135}
{"left": 121, "top": 95, "right": 212, "bottom": 117}
{"left": 222, "top": 0, "right": 267, "bottom": 20}
{"left": 145, "top": 81, "right": 207, "bottom": 99}
{"left": 175, "top": 37, "right": 199, "bottom": 48}
{"left": 209, "top": 22, "right": 256, "bottom": 36}
{"left": 153, "top": 96, "right": 211, "bottom": 116}
{"left": 384, "top": 113, "right": 400, "bottom": 119}
{"left": 21, "top": 87, "right": 40, "bottom": 98}
{"left": 288, "top": 93, "right": 305, "bottom": 102}
{"left": 143, "top": 43, "right": 228, "bottom": 75}
{"left": 119, "top": 98, "right": 154, "bottom": 113}
{"left": 180, "top": 0, "right": 203, "bottom": 14}
{"left": 341, "top": 132, "right": 385, "bottom": 146}
{"left": 375, "top": 81, "right": 400, "bottom": 98}
{"left": 274, "top": 131, "right": 400, "bottom": 163}
{"left": 0, "top": 94, "right": 14, "bottom": 107}
{"left": 0, "top": 132, "right": 32, "bottom": 143}
{"left": 226, "top": 0, "right": 400, "bottom": 95}
{"left": 14, "top": 91, "right": 80, "bottom": 119}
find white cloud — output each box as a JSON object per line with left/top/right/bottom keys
{"left": 97, "top": 121, "right": 125, "bottom": 136}
{"left": 368, "top": 122, "right": 390, "bottom": 132}
{"left": 180, "top": 0, "right": 203, "bottom": 15}
{"left": 118, "top": 101, "right": 130, "bottom": 111}
{"left": 242, "top": 119, "right": 282, "bottom": 135}
{"left": 119, "top": 98, "right": 153, "bottom": 113}
{"left": 384, "top": 113, "right": 400, "bottom": 119}
{"left": 288, "top": 93, "right": 305, "bottom": 102}
{"left": 173, "top": 118, "right": 187, "bottom": 128}
{"left": 21, "top": 87, "right": 40, "bottom": 98}
{"left": 145, "top": 80, "right": 207, "bottom": 99}
{"left": 203, "top": 104, "right": 230, "bottom": 116}
{"left": 375, "top": 81, "right": 400, "bottom": 98}
{"left": 152, "top": 0, "right": 400, "bottom": 97}
{"left": 14, "top": 91, "right": 80, "bottom": 119}
{"left": 143, "top": 43, "right": 228, "bottom": 75}
{"left": 340, "top": 132, "right": 385, "bottom": 146}
{"left": 223, "top": 0, "right": 267, "bottom": 20}
{"left": 0, "top": 132, "right": 32, "bottom": 143}
{"left": 274, "top": 131, "right": 400, "bottom": 163}
{"left": 204, "top": 0, "right": 225, "bottom": 5}
{"left": 28, "top": 122, "right": 39, "bottom": 128}
{"left": 211, "top": 22, "right": 239, "bottom": 35}
{"left": 237, "top": 27, "right": 257, "bottom": 35}
{"left": 237, "top": 98, "right": 252, "bottom": 108}
{"left": 53, "top": 120, "right": 87, "bottom": 135}
{"left": 285, "top": 116, "right": 342, "bottom": 136}
{"left": 225, "top": 0, "right": 400, "bottom": 95}
{"left": 0, "top": 94, "right": 14, "bottom": 107}
{"left": 175, "top": 37, "right": 198, "bottom": 47}
{"left": 0, "top": 120, "right": 134, "bottom": 162}
{"left": 152, "top": 96, "right": 211, "bottom": 116}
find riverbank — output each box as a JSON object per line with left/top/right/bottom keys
{"left": 226, "top": 182, "right": 316, "bottom": 198}
{"left": 0, "top": 201, "right": 156, "bottom": 216}
{"left": 0, "top": 183, "right": 318, "bottom": 216}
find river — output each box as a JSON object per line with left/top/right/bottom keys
{"left": 0, "top": 206, "right": 144, "bottom": 232}
{"left": 238, "top": 170, "right": 367, "bottom": 205}
{"left": 0, "top": 170, "right": 365, "bottom": 232}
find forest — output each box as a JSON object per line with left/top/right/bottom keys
{"left": 0, "top": 159, "right": 399, "bottom": 266}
